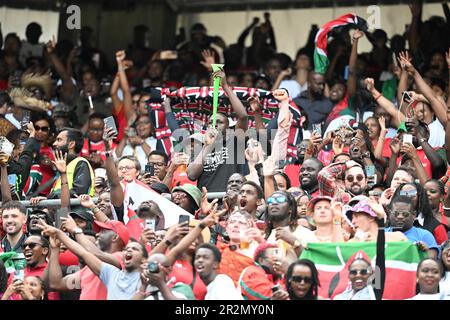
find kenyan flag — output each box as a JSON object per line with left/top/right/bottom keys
{"left": 300, "top": 242, "right": 427, "bottom": 300}
{"left": 314, "top": 13, "right": 368, "bottom": 74}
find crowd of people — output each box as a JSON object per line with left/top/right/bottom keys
{"left": 0, "top": 1, "right": 449, "bottom": 300}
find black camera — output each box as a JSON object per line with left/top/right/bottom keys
{"left": 148, "top": 261, "right": 160, "bottom": 273}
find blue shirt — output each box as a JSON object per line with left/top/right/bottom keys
{"left": 386, "top": 226, "right": 438, "bottom": 251}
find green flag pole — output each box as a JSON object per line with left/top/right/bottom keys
{"left": 211, "top": 64, "right": 225, "bottom": 128}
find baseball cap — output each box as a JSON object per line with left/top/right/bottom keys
{"left": 94, "top": 220, "right": 130, "bottom": 245}
{"left": 69, "top": 206, "right": 94, "bottom": 222}
{"left": 307, "top": 196, "right": 333, "bottom": 215}
{"left": 345, "top": 200, "right": 377, "bottom": 221}
{"left": 150, "top": 182, "right": 170, "bottom": 194}
{"left": 348, "top": 195, "right": 370, "bottom": 207}
{"left": 172, "top": 184, "right": 202, "bottom": 210}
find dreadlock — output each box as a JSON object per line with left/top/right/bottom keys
{"left": 264, "top": 190, "right": 298, "bottom": 239}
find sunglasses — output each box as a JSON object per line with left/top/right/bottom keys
{"left": 267, "top": 196, "right": 287, "bottom": 205}
{"left": 290, "top": 275, "right": 312, "bottom": 284}
{"left": 399, "top": 189, "right": 417, "bottom": 197}
{"left": 290, "top": 191, "right": 303, "bottom": 198}
{"left": 346, "top": 175, "right": 365, "bottom": 183}
{"left": 391, "top": 211, "right": 411, "bottom": 218}
{"left": 22, "top": 242, "right": 42, "bottom": 250}
{"left": 349, "top": 269, "right": 369, "bottom": 276}
{"left": 35, "top": 125, "right": 49, "bottom": 132}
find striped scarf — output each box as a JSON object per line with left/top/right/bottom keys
{"left": 145, "top": 86, "right": 305, "bottom": 159}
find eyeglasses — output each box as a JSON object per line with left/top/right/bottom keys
{"left": 22, "top": 242, "right": 42, "bottom": 250}
{"left": 399, "top": 189, "right": 417, "bottom": 197}
{"left": 29, "top": 214, "right": 46, "bottom": 220}
{"left": 118, "top": 165, "right": 136, "bottom": 171}
{"left": 349, "top": 269, "right": 369, "bottom": 276}
{"left": 267, "top": 196, "right": 287, "bottom": 205}
{"left": 35, "top": 125, "right": 50, "bottom": 132}
{"left": 290, "top": 275, "right": 312, "bottom": 284}
{"left": 346, "top": 175, "right": 365, "bottom": 183}
{"left": 391, "top": 211, "right": 411, "bottom": 218}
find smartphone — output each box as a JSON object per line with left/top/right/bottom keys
{"left": 178, "top": 214, "right": 190, "bottom": 226}
{"left": 127, "top": 127, "right": 137, "bottom": 137}
{"left": 312, "top": 123, "right": 322, "bottom": 137}
{"left": 21, "top": 110, "right": 30, "bottom": 131}
{"left": 145, "top": 218, "right": 156, "bottom": 231}
{"left": 402, "top": 134, "right": 413, "bottom": 145}
{"left": 145, "top": 163, "right": 155, "bottom": 176}
{"left": 7, "top": 174, "right": 17, "bottom": 186}
{"left": 103, "top": 116, "right": 118, "bottom": 139}
{"left": 56, "top": 208, "right": 69, "bottom": 229}
{"left": 160, "top": 50, "right": 178, "bottom": 60}
{"left": 271, "top": 284, "right": 280, "bottom": 293}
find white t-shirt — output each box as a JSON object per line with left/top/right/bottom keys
{"left": 409, "top": 293, "right": 450, "bottom": 300}
{"left": 99, "top": 263, "right": 141, "bottom": 300}
{"left": 439, "top": 272, "right": 450, "bottom": 294}
{"left": 205, "top": 274, "right": 243, "bottom": 300}
{"left": 122, "top": 136, "right": 158, "bottom": 173}
{"left": 280, "top": 80, "right": 308, "bottom": 99}
{"left": 427, "top": 119, "right": 445, "bottom": 148}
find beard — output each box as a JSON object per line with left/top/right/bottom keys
{"left": 56, "top": 143, "right": 69, "bottom": 155}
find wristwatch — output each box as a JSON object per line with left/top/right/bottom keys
{"left": 73, "top": 227, "right": 83, "bottom": 235}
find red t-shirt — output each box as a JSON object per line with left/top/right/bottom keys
{"left": 169, "top": 259, "right": 207, "bottom": 300}
{"left": 80, "top": 139, "right": 116, "bottom": 162}
{"left": 284, "top": 164, "right": 301, "bottom": 188}
{"left": 398, "top": 148, "right": 432, "bottom": 178}
{"left": 172, "top": 167, "right": 197, "bottom": 188}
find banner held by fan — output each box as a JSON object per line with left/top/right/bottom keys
{"left": 211, "top": 63, "right": 225, "bottom": 128}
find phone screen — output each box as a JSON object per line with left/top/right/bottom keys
{"left": 145, "top": 218, "right": 156, "bottom": 231}
{"left": 103, "top": 116, "right": 118, "bottom": 138}
{"left": 56, "top": 208, "right": 69, "bottom": 229}
{"left": 178, "top": 215, "right": 190, "bottom": 226}
{"left": 402, "top": 134, "right": 413, "bottom": 145}
{"left": 145, "top": 163, "right": 155, "bottom": 176}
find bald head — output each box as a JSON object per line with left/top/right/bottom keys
{"left": 308, "top": 72, "right": 325, "bottom": 98}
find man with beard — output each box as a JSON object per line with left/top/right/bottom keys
{"left": 299, "top": 158, "right": 323, "bottom": 198}
{"left": 50, "top": 128, "right": 95, "bottom": 197}
{"left": 318, "top": 159, "right": 368, "bottom": 203}
{"left": 386, "top": 195, "right": 438, "bottom": 259}
{"left": 284, "top": 140, "right": 314, "bottom": 188}
{"left": 293, "top": 72, "right": 333, "bottom": 130}
{"left": 44, "top": 217, "right": 134, "bottom": 300}
{"left": 1, "top": 201, "right": 28, "bottom": 253}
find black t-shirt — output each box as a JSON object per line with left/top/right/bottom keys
{"left": 197, "top": 132, "right": 244, "bottom": 193}
{"left": 293, "top": 92, "right": 333, "bottom": 128}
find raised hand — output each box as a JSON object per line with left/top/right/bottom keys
{"left": 363, "top": 78, "right": 375, "bottom": 93}
{"left": 332, "top": 135, "right": 344, "bottom": 155}
{"left": 200, "top": 49, "right": 215, "bottom": 71}
{"left": 378, "top": 116, "right": 387, "bottom": 134}
{"left": 46, "top": 35, "right": 56, "bottom": 54}
{"left": 398, "top": 52, "right": 416, "bottom": 76}
{"left": 79, "top": 194, "right": 95, "bottom": 209}
{"left": 60, "top": 215, "right": 78, "bottom": 233}
{"left": 201, "top": 187, "right": 219, "bottom": 217}
{"left": 409, "top": 0, "right": 422, "bottom": 18}
{"left": 116, "top": 50, "right": 126, "bottom": 64}
{"left": 52, "top": 150, "right": 67, "bottom": 174}
{"left": 273, "top": 88, "right": 289, "bottom": 102}
{"left": 446, "top": 48, "right": 450, "bottom": 67}
{"left": 0, "top": 151, "right": 9, "bottom": 167}
{"left": 389, "top": 136, "right": 401, "bottom": 155}
{"left": 352, "top": 29, "right": 364, "bottom": 40}
{"left": 400, "top": 142, "right": 418, "bottom": 160}
{"left": 247, "top": 96, "right": 261, "bottom": 114}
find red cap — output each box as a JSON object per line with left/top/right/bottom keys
{"left": 94, "top": 220, "right": 130, "bottom": 245}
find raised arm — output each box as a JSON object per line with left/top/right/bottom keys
{"left": 48, "top": 234, "right": 75, "bottom": 291}
{"left": 61, "top": 214, "right": 122, "bottom": 269}
{"left": 216, "top": 70, "right": 248, "bottom": 131}
{"left": 408, "top": 1, "right": 422, "bottom": 54}
{"left": 373, "top": 116, "right": 388, "bottom": 166}
{"left": 104, "top": 129, "right": 124, "bottom": 207}
{"left": 165, "top": 214, "right": 217, "bottom": 265}
{"left": 38, "top": 221, "right": 103, "bottom": 276}
{"left": 397, "top": 51, "right": 411, "bottom": 108}
{"left": 347, "top": 29, "right": 364, "bottom": 98}
{"left": 115, "top": 51, "right": 134, "bottom": 123}
{"left": 187, "top": 130, "right": 217, "bottom": 181}
{"left": 365, "top": 78, "right": 405, "bottom": 128}
{"left": 52, "top": 151, "right": 70, "bottom": 209}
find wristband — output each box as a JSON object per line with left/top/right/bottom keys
{"left": 374, "top": 93, "right": 382, "bottom": 101}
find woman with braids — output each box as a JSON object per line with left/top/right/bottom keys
{"left": 265, "top": 190, "right": 316, "bottom": 264}
{"left": 285, "top": 259, "right": 321, "bottom": 300}
{"left": 392, "top": 182, "right": 448, "bottom": 244}
{"left": 424, "top": 179, "right": 450, "bottom": 229}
